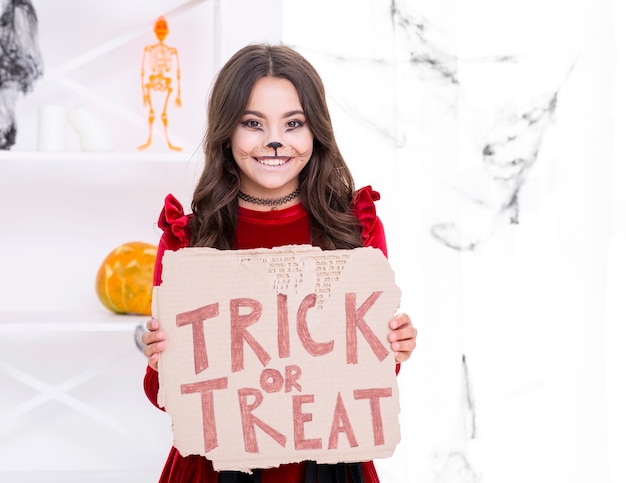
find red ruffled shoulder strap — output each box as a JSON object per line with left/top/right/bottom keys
{"left": 153, "top": 194, "right": 191, "bottom": 285}
{"left": 351, "top": 186, "right": 388, "bottom": 257}
{"left": 158, "top": 194, "right": 191, "bottom": 249}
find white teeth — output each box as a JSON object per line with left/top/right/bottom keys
{"left": 258, "top": 158, "right": 286, "bottom": 166}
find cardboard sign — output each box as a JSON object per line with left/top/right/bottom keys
{"left": 154, "top": 244, "right": 402, "bottom": 472}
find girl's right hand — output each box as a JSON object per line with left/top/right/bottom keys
{"left": 142, "top": 318, "right": 167, "bottom": 371}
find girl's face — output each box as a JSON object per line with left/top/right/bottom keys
{"left": 230, "top": 76, "right": 313, "bottom": 201}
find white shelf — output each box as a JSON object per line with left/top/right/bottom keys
{"left": 0, "top": 470, "right": 160, "bottom": 483}
{"left": 0, "top": 311, "right": 147, "bottom": 332}
{"left": 0, "top": 150, "right": 199, "bottom": 163}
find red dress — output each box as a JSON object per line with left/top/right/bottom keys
{"left": 144, "top": 187, "right": 394, "bottom": 483}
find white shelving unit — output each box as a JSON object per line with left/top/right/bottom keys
{"left": 0, "top": 151, "right": 199, "bottom": 482}
{"left": 0, "top": 0, "right": 282, "bottom": 479}
{"left": 0, "top": 315, "right": 170, "bottom": 482}
{"left": 0, "top": 151, "right": 200, "bottom": 312}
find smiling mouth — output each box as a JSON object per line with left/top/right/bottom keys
{"left": 255, "top": 157, "right": 290, "bottom": 166}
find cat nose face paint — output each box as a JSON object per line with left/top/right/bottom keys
{"left": 267, "top": 142, "right": 283, "bottom": 156}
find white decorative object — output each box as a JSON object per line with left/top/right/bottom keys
{"left": 37, "top": 104, "right": 66, "bottom": 152}
{"left": 67, "top": 104, "right": 112, "bottom": 152}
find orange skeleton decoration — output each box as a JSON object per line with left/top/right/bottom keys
{"left": 138, "top": 16, "right": 182, "bottom": 151}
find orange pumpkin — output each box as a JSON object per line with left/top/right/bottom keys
{"left": 95, "top": 241, "right": 158, "bottom": 315}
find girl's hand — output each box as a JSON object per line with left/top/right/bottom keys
{"left": 388, "top": 313, "right": 417, "bottom": 363}
{"left": 142, "top": 318, "right": 167, "bottom": 371}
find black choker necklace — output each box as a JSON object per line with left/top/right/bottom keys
{"left": 237, "top": 188, "right": 300, "bottom": 210}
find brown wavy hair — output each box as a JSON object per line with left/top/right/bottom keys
{"left": 189, "top": 43, "right": 363, "bottom": 250}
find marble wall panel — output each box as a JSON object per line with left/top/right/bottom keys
{"left": 284, "top": 1, "right": 622, "bottom": 482}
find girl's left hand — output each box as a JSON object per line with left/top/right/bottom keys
{"left": 389, "top": 313, "right": 417, "bottom": 363}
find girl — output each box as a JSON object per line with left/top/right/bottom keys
{"left": 142, "top": 43, "right": 417, "bottom": 483}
